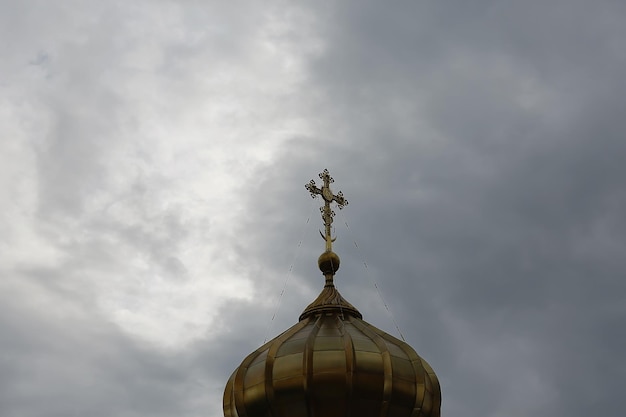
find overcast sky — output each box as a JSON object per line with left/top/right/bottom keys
{"left": 2, "top": 1, "right": 626, "bottom": 416}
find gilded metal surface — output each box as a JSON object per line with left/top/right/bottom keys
{"left": 224, "top": 170, "right": 441, "bottom": 417}
{"left": 298, "top": 279, "right": 361, "bottom": 321}
{"left": 305, "top": 169, "right": 348, "bottom": 252}
{"left": 224, "top": 307, "right": 441, "bottom": 417}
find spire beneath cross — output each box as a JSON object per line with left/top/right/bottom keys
{"left": 305, "top": 169, "right": 348, "bottom": 252}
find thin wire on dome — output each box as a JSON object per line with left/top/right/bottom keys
{"left": 263, "top": 197, "right": 317, "bottom": 344}
{"left": 339, "top": 209, "right": 406, "bottom": 342}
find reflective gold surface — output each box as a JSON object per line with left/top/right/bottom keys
{"left": 224, "top": 299, "right": 441, "bottom": 417}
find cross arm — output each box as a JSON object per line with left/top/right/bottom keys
{"left": 305, "top": 180, "right": 322, "bottom": 198}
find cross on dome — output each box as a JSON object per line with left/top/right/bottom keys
{"left": 305, "top": 169, "right": 348, "bottom": 252}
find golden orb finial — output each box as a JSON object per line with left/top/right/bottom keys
{"left": 318, "top": 250, "right": 340, "bottom": 275}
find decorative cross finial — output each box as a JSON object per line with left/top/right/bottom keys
{"left": 305, "top": 169, "right": 348, "bottom": 252}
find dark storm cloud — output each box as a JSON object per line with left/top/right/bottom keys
{"left": 240, "top": 1, "right": 626, "bottom": 417}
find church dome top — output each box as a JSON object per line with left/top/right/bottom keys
{"left": 223, "top": 170, "right": 441, "bottom": 417}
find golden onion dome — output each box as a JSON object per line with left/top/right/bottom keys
{"left": 223, "top": 170, "right": 441, "bottom": 417}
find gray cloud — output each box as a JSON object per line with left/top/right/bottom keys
{"left": 0, "top": 274, "right": 198, "bottom": 417}
{"left": 1, "top": 1, "right": 625, "bottom": 417}
{"left": 245, "top": 2, "right": 626, "bottom": 416}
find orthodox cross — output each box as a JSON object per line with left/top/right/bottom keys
{"left": 305, "top": 169, "right": 348, "bottom": 251}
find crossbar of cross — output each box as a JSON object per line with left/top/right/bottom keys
{"left": 305, "top": 169, "right": 348, "bottom": 251}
